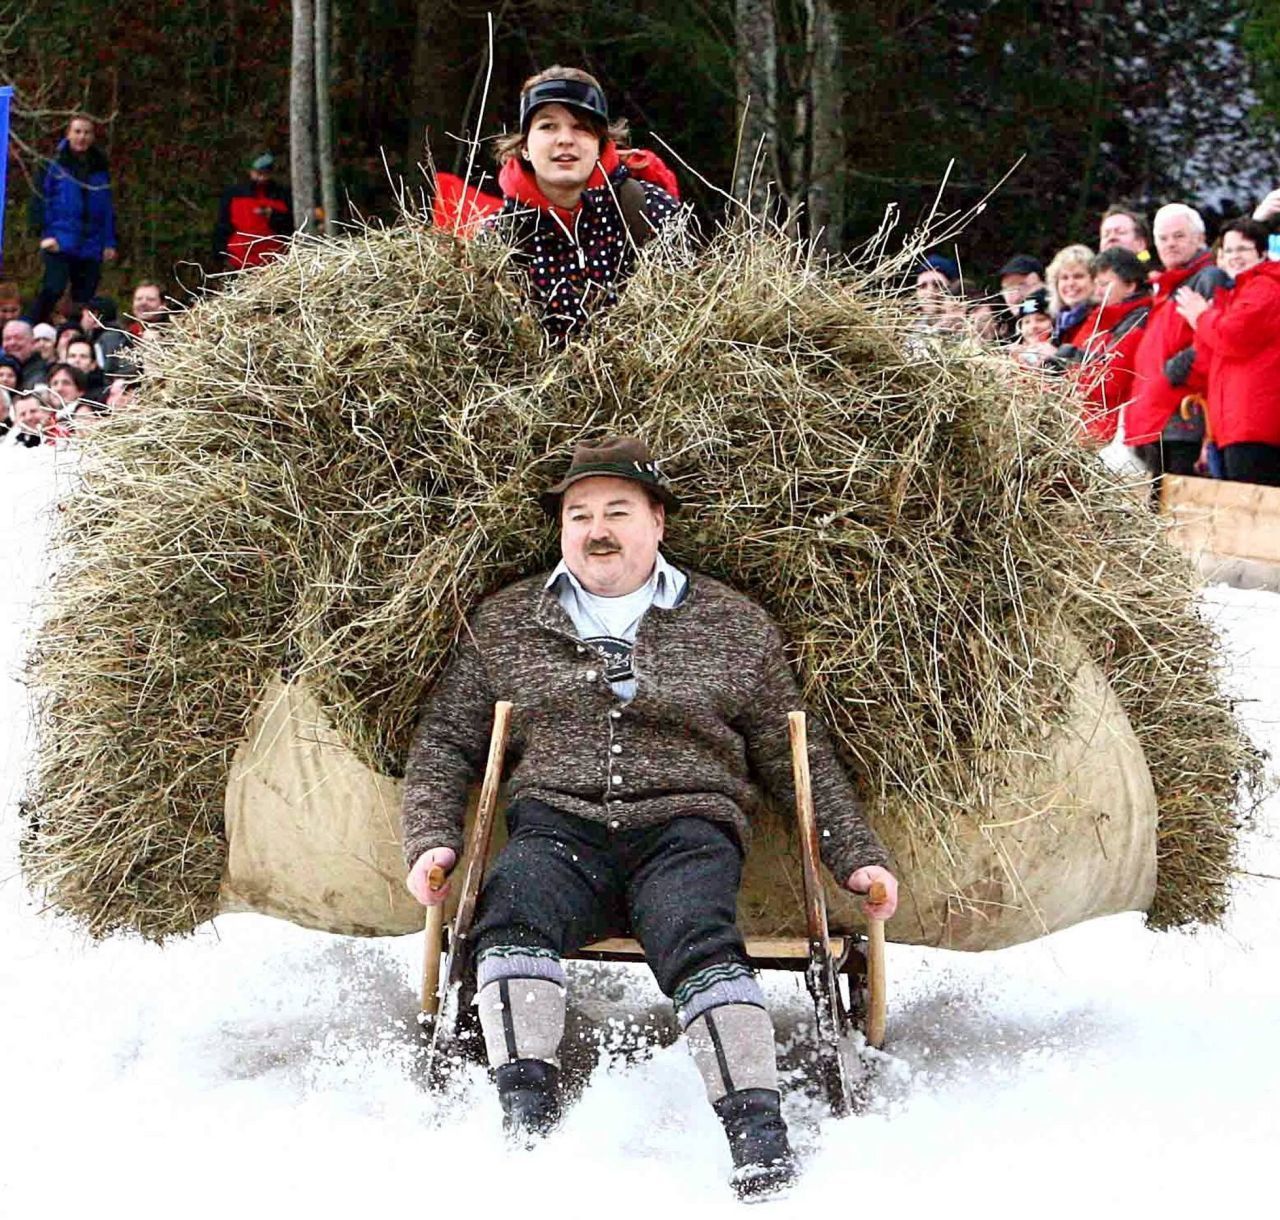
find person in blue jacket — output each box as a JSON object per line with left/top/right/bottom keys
{"left": 35, "top": 115, "right": 118, "bottom": 323}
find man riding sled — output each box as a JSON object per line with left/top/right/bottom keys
{"left": 402, "top": 436, "right": 899, "bottom": 1199}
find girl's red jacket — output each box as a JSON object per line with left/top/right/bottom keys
{"left": 1068, "top": 294, "right": 1150, "bottom": 443}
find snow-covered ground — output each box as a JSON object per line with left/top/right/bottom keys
{"left": 2, "top": 446, "right": 1276, "bottom": 1219}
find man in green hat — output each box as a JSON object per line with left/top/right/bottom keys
{"left": 212, "top": 151, "right": 294, "bottom": 271}
{"left": 402, "top": 436, "right": 898, "bottom": 1200}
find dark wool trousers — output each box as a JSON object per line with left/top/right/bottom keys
{"left": 1221, "top": 443, "right": 1280, "bottom": 487}
{"left": 472, "top": 798, "right": 752, "bottom": 1001}
{"left": 1134, "top": 439, "right": 1201, "bottom": 478}
{"left": 37, "top": 251, "right": 102, "bottom": 322}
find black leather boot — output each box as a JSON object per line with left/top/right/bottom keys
{"left": 494, "top": 1059, "right": 562, "bottom": 1144}
{"left": 713, "top": 1088, "right": 798, "bottom": 1200}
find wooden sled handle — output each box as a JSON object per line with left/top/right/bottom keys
{"left": 789, "top": 707, "right": 889, "bottom": 1050}
{"left": 786, "top": 711, "right": 831, "bottom": 954}
{"left": 420, "top": 701, "right": 513, "bottom": 1018}
{"left": 420, "top": 866, "right": 448, "bottom": 1014}
{"left": 451, "top": 701, "right": 513, "bottom": 945}
{"left": 865, "top": 881, "right": 888, "bottom": 1050}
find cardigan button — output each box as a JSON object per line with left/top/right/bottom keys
{"left": 611, "top": 744, "right": 622, "bottom": 755}
{"left": 585, "top": 669, "right": 598, "bottom": 682}
{"left": 610, "top": 709, "right": 622, "bottom": 719}
{"left": 576, "top": 645, "right": 587, "bottom": 655}
{"left": 611, "top": 774, "right": 622, "bottom": 786}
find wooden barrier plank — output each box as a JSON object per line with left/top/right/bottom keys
{"left": 1160, "top": 473, "right": 1280, "bottom": 567}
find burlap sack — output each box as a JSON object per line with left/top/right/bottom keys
{"left": 220, "top": 653, "right": 1156, "bottom": 950}
{"left": 739, "top": 646, "right": 1158, "bottom": 949}
{"left": 220, "top": 678, "right": 510, "bottom": 935}
{"left": 220, "top": 678, "right": 426, "bottom": 935}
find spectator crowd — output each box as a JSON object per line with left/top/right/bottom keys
{"left": 914, "top": 196, "right": 1280, "bottom": 490}
{"left": 1, "top": 112, "right": 181, "bottom": 447}
{"left": 2, "top": 113, "right": 293, "bottom": 450}
{"left": 1, "top": 276, "right": 158, "bottom": 448}
{"left": 8, "top": 112, "right": 1280, "bottom": 497}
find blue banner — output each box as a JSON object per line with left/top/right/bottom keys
{"left": 0, "top": 86, "right": 11, "bottom": 269}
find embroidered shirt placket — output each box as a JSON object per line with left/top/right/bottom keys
{"left": 537, "top": 589, "right": 636, "bottom": 821}
{"left": 605, "top": 617, "right": 650, "bottom": 818}
{"left": 539, "top": 557, "right": 689, "bottom": 823}
{"left": 605, "top": 699, "right": 623, "bottom": 824}
{"left": 533, "top": 595, "right": 613, "bottom": 804}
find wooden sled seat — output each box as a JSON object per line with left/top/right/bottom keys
{"left": 576, "top": 935, "right": 866, "bottom": 976}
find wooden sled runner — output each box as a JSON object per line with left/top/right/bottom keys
{"left": 418, "top": 701, "right": 888, "bottom": 1117}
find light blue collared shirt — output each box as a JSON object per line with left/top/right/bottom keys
{"left": 545, "top": 551, "right": 688, "bottom": 701}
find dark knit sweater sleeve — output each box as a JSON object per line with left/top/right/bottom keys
{"left": 401, "top": 620, "right": 497, "bottom": 867}
{"left": 739, "top": 622, "right": 890, "bottom": 882}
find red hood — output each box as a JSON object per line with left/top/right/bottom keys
{"left": 499, "top": 142, "right": 624, "bottom": 224}
{"left": 1077, "top": 292, "right": 1149, "bottom": 338}
{"left": 432, "top": 171, "right": 504, "bottom": 235}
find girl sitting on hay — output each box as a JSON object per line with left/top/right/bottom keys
{"left": 483, "top": 66, "right": 682, "bottom": 341}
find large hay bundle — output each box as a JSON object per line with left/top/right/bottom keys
{"left": 23, "top": 217, "right": 1260, "bottom": 943}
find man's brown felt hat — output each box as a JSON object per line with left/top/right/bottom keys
{"left": 539, "top": 436, "right": 683, "bottom": 516}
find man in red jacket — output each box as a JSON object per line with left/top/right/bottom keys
{"left": 1178, "top": 218, "right": 1280, "bottom": 486}
{"left": 212, "top": 153, "right": 294, "bottom": 271}
{"left": 1124, "top": 204, "right": 1229, "bottom": 490}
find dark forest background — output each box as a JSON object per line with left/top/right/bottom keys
{"left": 5, "top": 1, "right": 1280, "bottom": 302}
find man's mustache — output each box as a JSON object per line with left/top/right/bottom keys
{"left": 586, "top": 540, "right": 622, "bottom": 555}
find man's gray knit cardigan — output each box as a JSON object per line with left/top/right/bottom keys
{"left": 402, "top": 570, "right": 890, "bottom": 883}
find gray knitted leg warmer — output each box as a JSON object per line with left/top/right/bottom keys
{"left": 684, "top": 1003, "right": 780, "bottom": 1105}
{"left": 475, "top": 948, "right": 567, "bottom": 1069}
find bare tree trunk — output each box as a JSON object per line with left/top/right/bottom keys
{"left": 314, "top": 0, "right": 338, "bottom": 235}
{"left": 290, "top": 0, "right": 317, "bottom": 236}
{"left": 407, "top": 0, "right": 437, "bottom": 173}
{"left": 807, "top": 0, "right": 845, "bottom": 254}
{"left": 408, "top": 0, "right": 475, "bottom": 177}
{"left": 734, "top": 0, "right": 779, "bottom": 215}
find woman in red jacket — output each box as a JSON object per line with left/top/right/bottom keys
{"left": 1177, "top": 218, "right": 1280, "bottom": 486}
{"left": 1057, "top": 248, "right": 1150, "bottom": 444}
